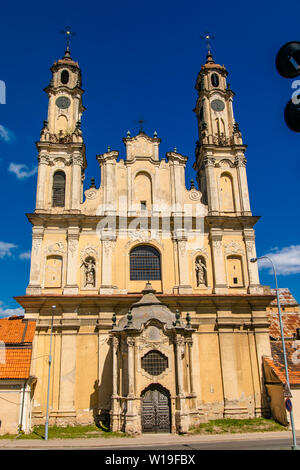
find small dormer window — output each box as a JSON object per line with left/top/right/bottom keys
{"left": 211, "top": 73, "right": 219, "bottom": 87}
{"left": 61, "top": 70, "right": 69, "bottom": 85}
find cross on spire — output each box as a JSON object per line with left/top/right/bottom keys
{"left": 60, "top": 26, "right": 76, "bottom": 52}
{"left": 200, "top": 32, "right": 215, "bottom": 56}
{"left": 137, "top": 118, "right": 146, "bottom": 133}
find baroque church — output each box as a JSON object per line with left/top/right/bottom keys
{"left": 15, "top": 42, "right": 275, "bottom": 434}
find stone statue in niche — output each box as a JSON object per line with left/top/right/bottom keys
{"left": 81, "top": 257, "right": 96, "bottom": 287}
{"left": 195, "top": 257, "right": 207, "bottom": 286}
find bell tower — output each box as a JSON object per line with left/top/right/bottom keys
{"left": 193, "top": 49, "right": 251, "bottom": 217}
{"left": 35, "top": 39, "right": 86, "bottom": 214}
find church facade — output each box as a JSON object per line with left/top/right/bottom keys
{"left": 16, "top": 46, "right": 274, "bottom": 434}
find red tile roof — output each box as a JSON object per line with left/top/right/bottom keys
{"left": 267, "top": 312, "right": 300, "bottom": 339}
{"left": 269, "top": 288, "right": 299, "bottom": 307}
{"left": 0, "top": 316, "right": 35, "bottom": 344}
{"left": 0, "top": 316, "right": 35, "bottom": 379}
{"left": 265, "top": 341, "right": 300, "bottom": 385}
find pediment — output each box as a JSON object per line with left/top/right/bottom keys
{"left": 123, "top": 132, "right": 160, "bottom": 161}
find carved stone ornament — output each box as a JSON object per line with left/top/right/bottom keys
{"left": 85, "top": 189, "right": 97, "bottom": 200}
{"left": 235, "top": 155, "right": 247, "bottom": 167}
{"left": 46, "top": 241, "right": 66, "bottom": 255}
{"left": 224, "top": 241, "right": 244, "bottom": 255}
{"left": 38, "top": 154, "right": 49, "bottom": 165}
{"left": 80, "top": 245, "right": 99, "bottom": 263}
{"left": 189, "top": 189, "right": 201, "bottom": 201}
{"left": 203, "top": 157, "right": 215, "bottom": 168}
{"left": 68, "top": 238, "right": 78, "bottom": 254}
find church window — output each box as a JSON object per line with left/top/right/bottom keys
{"left": 130, "top": 245, "right": 161, "bottom": 281}
{"left": 141, "top": 200, "right": 147, "bottom": 211}
{"left": 199, "top": 107, "right": 204, "bottom": 121}
{"left": 61, "top": 70, "right": 69, "bottom": 85}
{"left": 211, "top": 73, "right": 219, "bottom": 87}
{"left": 141, "top": 350, "right": 168, "bottom": 376}
{"left": 52, "top": 171, "right": 66, "bottom": 207}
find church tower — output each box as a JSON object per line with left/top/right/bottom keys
{"left": 193, "top": 50, "right": 261, "bottom": 294}
{"left": 17, "top": 40, "right": 274, "bottom": 434}
{"left": 35, "top": 46, "right": 86, "bottom": 214}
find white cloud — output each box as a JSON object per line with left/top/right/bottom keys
{"left": 0, "top": 301, "right": 24, "bottom": 318}
{"left": 8, "top": 163, "right": 37, "bottom": 179}
{"left": 257, "top": 245, "right": 300, "bottom": 275}
{"left": 0, "top": 241, "right": 17, "bottom": 259}
{"left": 19, "top": 251, "right": 31, "bottom": 260}
{"left": 0, "top": 125, "right": 15, "bottom": 143}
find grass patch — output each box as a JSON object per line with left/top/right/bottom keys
{"left": 0, "top": 424, "right": 130, "bottom": 440}
{"left": 189, "top": 418, "right": 288, "bottom": 435}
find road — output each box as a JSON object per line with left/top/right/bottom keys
{"left": 1, "top": 431, "right": 300, "bottom": 451}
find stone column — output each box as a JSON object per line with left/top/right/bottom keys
{"left": 218, "top": 324, "right": 241, "bottom": 418}
{"left": 125, "top": 337, "right": 137, "bottom": 434}
{"left": 235, "top": 154, "right": 251, "bottom": 216}
{"left": 186, "top": 338, "right": 195, "bottom": 397}
{"left": 26, "top": 225, "right": 44, "bottom": 294}
{"left": 36, "top": 154, "right": 48, "bottom": 211}
{"left": 99, "top": 234, "right": 116, "bottom": 294}
{"left": 204, "top": 155, "right": 219, "bottom": 215}
{"left": 175, "top": 336, "right": 189, "bottom": 433}
{"left": 243, "top": 229, "right": 262, "bottom": 294}
{"left": 174, "top": 232, "right": 192, "bottom": 294}
{"left": 57, "top": 323, "right": 78, "bottom": 423}
{"left": 71, "top": 154, "right": 83, "bottom": 212}
{"left": 63, "top": 224, "right": 79, "bottom": 295}
{"left": 110, "top": 336, "right": 120, "bottom": 432}
{"left": 210, "top": 229, "right": 227, "bottom": 294}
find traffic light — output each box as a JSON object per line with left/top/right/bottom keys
{"left": 276, "top": 41, "right": 300, "bottom": 132}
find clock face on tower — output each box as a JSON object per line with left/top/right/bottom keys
{"left": 56, "top": 96, "right": 71, "bottom": 109}
{"left": 211, "top": 99, "right": 225, "bottom": 112}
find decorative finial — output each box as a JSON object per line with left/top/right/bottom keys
{"left": 174, "top": 146, "right": 177, "bottom": 153}
{"left": 127, "top": 309, "right": 133, "bottom": 327}
{"left": 107, "top": 145, "right": 111, "bottom": 152}
{"left": 60, "top": 26, "right": 76, "bottom": 56}
{"left": 175, "top": 309, "right": 181, "bottom": 326}
{"left": 127, "top": 130, "right": 131, "bottom": 138}
{"left": 112, "top": 312, "right": 117, "bottom": 328}
{"left": 190, "top": 179, "right": 195, "bottom": 189}
{"left": 186, "top": 312, "right": 191, "bottom": 327}
{"left": 200, "top": 31, "right": 215, "bottom": 58}
{"left": 153, "top": 130, "right": 157, "bottom": 138}
{"left": 90, "top": 177, "right": 96, "bottom": 188}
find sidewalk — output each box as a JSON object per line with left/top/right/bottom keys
{"left": 0, "top": 430, "right": 297, "bottom": 450}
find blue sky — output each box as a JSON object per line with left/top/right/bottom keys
{"left": 0, "top": 0, "right": 300, "bottom": 316}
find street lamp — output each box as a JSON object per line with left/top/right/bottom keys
{"left": 251, "top": 256, "right": 299, "bottom": 450}
{"left": 45, "top": 305, "right": 55, "bottom": 441}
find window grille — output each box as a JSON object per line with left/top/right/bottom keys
{"left": 130, "top": 245, "right": 161, "bottom": 280}
{"left": 141, "top": 350, "right": 168, "bottom": 376}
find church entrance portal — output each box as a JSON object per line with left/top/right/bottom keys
{"left": 141, "top": 385, "right": 171, "bottom": 433}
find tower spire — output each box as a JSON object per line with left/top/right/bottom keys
{"left": 60, "top": 26, "right": 76, "bottom": 58}
{"left": 200, "top": 31, "right": 215, "bottom": 60}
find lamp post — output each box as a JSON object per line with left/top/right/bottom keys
{"left": 45, "top": 305, "right": 55, "bottom": 441}
{"left": 251, "top": 256, "right": 299, "bottom": 450}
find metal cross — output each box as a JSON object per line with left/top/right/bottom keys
{"left": 137, "top": 118, "right": 146, "bottom": 133}
{"left": 200, "top": 32, "right": 215, "bottom": 55}
{"left": 60, "top": 26, "right": 76, "bottom": 51}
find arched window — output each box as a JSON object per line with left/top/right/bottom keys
{"left": 211, "top": 73, "right": 219, "bottom": 87}
{"left": 61, "top": 70, "right": 69, "bottom": 85}
{"left": 130, "top": 245, "right": 161, "bottom": 280}
{"left": 52, "top": 171, "right": 66, "bottom": 207}
{"left": 220, "top": 172, "right": 235, "bottom": 212}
